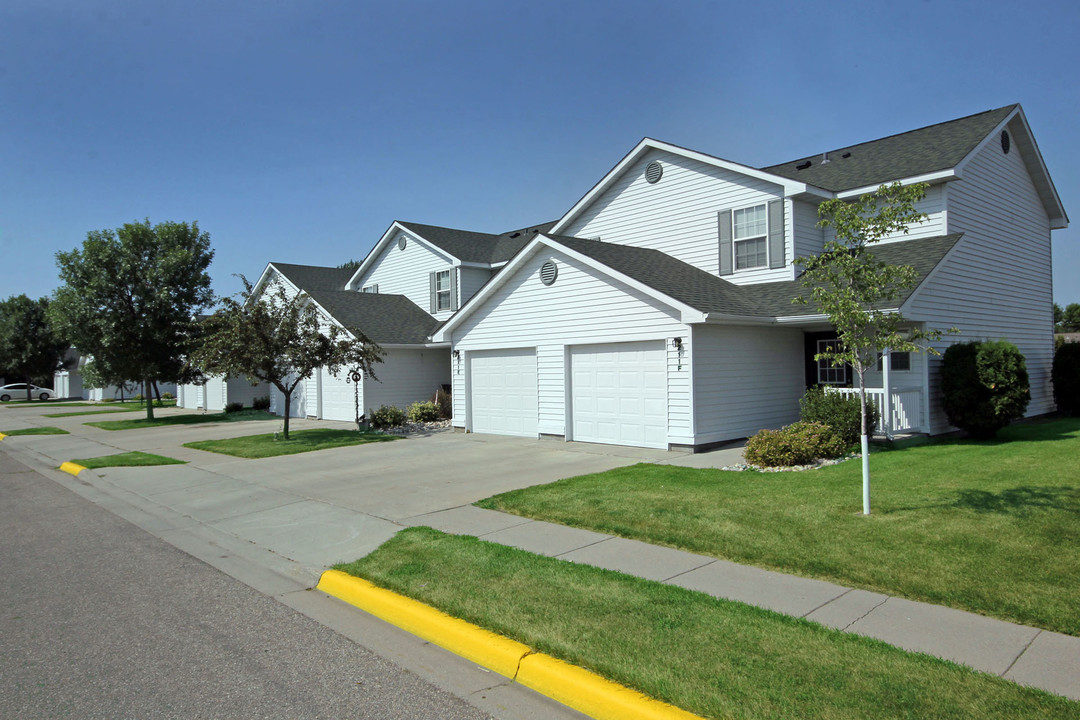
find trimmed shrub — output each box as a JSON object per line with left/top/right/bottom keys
{"left": 941, "top": 340, "right": 1030, "bottom": 439}
{"left": 224, "top": 401, "right": 244, "bottom": 413}
{"left": 369, "top": 404, "right": 406, "bottom": 429}
{"left": 252, "top": 396, "right": 271, "bottom": 411}
{"left": 161, "top": 392, "right": 174, "bottom": 400}
{"left": 743, "top": 421, "right": 846, "bottom": 467}
{"left": 799, "top": 386, "right": 877, "bottom": 446}
{"left": 134, "top": 393, "right": 144, "bottom": 401}
{"left": 1052, "top": 342, "right": 1080, "bottom": 415}
{"left": 407, "top": 400, "right": 442, "bottom": 423}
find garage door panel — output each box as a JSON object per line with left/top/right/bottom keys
{"left": 571, "top": 340, "right": 667, "bottom": 450}
{"left": 320, "top": 367, "right": 355, "bottom": 422}
{"left": 471, "top": 349, "right": 538, "bottom": 438}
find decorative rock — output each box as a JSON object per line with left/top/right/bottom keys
{"left": 721, "top": 452, "right": 860, "bottom": 473}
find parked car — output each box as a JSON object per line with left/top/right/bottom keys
{"left": 0, "top": 383, "right": 52, "bottom": 402}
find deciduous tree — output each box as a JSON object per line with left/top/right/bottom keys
{"left": 50, "top": 219, "right": 214, "bottom": 419}
{"left": 0, "top": 295, "right": 68, "bottom": 401}
{"left": 189, "top": 276, "right": 381, "bottom": 439}
{"left": 797, "top": 182, "right": 948, "bottom": 515}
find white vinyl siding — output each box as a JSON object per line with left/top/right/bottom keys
{"left": 692, "top": 324, "right": 804, "bottom": 444}
{"left": 459, "top": 267, "right": 493, "bottom": 307}
{"left": 792, "top": 199, "right": 825, "bottom": 261}
{"left": 562, "top": 148, "right": 791, "bottom": 284}
{"left": 821, "top": 184, "right": 946, "bottom": 248}
{"left": 363, "top": 348, "right": 450, "bottom": 415}
{"left": 910, "top": 123, "right": 1055, "bottom": 433}
{"left": 225, "top": 378, "right": 270, "bottom": 408}
{"left": 352, "top": 232, "right": 457, "bottom": 321}
{"left": 449, "top": 250, "right": 691, "bottom": 444}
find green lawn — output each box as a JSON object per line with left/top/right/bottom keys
{"left": 336, "top": 528, "right": 1077, "bottom": 720}
{"left": 70, "top": 451, "right": 186, "bottom": 469}
{"left": 477, "top": 417, "right": 1080, "bottom": 636}
{"left": 1, "top": 426, "right": 70, "bottom": 436}
{"left": 5, "top": 399, "right": 177, "bottom": 409}
{"left": 44, "top": 409, "right": 141, "bottom": 418}
{"left": 183, "top": 428, "right": 397, "bottom": 458}
{"left": 86, "top": 409, "right": 275, "bottom": 431}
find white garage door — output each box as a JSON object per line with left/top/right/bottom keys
{"left": 571, "top": 340, "right": 667, "bottom": 449}
{"left": 470, "top": 348, "right": 538, "bottom": 437}
{"left": 320, "top": 367, "right": 356, "bottom": 422}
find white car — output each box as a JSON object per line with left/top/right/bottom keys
{"left": 0, "top": 383, "right": 52, "bottom": 402}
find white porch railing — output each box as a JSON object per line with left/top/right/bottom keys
{"left": 824, "top": 386, "right": 924, "bottom": 437}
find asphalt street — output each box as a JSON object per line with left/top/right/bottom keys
{"left": 0, "top": 450, "right": 493, "bottom": 720}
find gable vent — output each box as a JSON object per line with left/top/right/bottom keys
{"left": 645, "top": 161, "right": 663, "bottom": 184}
{"left": 398, "top": 236, "right": 407, "bottom": 250}
{"left": 1001, "top": 130, "right": 1010, "bottom": 154}
{"left": 539, "top": 260, "right": 558, "bottom": 286}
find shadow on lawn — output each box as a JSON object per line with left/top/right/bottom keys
{"left": 951, "top": 485, "right": 1080, "bottom": 516}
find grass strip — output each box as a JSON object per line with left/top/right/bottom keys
{"left": 5, "top": 400, "right": 177, "bottom": 409}
{"left": 336, "top": 528, "right": 1077, "bottom": 720}
{"left": 1, "top": 426, "right": 70, "bottom": 436}
{"left": 44, "top": 409, "right": 141, "bottom": 418}
{"left": 86, "top": 409, "right": 275, "bottom": 431}
{"left": 184, "top": 428, "right": 397, "bottom": 458}
{"left": 478, "top": 417, "right": 1080, "bottom": 636}
{"left": 70, "top": 451, "right": 187, "bottom": 469}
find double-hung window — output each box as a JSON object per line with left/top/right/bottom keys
{"left": 817, "top": 339, "right": 847, "bottom": 385}
{"left": 876, "top": 351, "right": 911, "bottom": 372}
{"left": 733, "top": 204, "right": 768, "bottom": 270}
{"left": 435, "top": 270, "right": 452, "bottom": 312}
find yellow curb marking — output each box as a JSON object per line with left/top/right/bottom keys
{"left": 317, "top": 569, "right": 703, "bottom": 720}
{"left": 59, "top": 461, "right": 87, "bottom": 476}
{"left": 0, "top": 432, "right": 6, "bottom": 440}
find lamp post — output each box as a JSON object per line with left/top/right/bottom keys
{"left": 346, "top": 367, "right": 364, "bottom": 431}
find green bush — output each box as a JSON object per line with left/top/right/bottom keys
{"left": 1052, "top": 343, "right": 1080, "bottom": 415}
{"left": 432, "top": 387, "right": 452, "bottom": 419}
{"left": 941, "top": 340, "right": 1030, "bottom": 438}
{"left": 799, "top": 386, "right": 877, "bottom": 446}
{"left": 407, "top": 400, "right": 442, "bottom": 423}
{"left": 161, "top": 391, "right": 174, "bottom": 400}
{"left": 252, "top": 396, "right": 271, "bottom": 411}
{"left": 743, "top": 421, "right": 846, "bottom": 467}
{"left": 225, "top": 401, "right": 244, "bottom": 413}
{"left": 370, "top": 404, "right": 406, "bottom": 429}
{"left": 134, "top": 393, "right": 144, "bottom": 401}
{"left": 102, "top": 397, "right": 118, "bottom": 403}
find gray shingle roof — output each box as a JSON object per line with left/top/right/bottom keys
{"left": 546, "top": 234, "right": 962, "bottom": 318}
{"left": 270, "top": 262, "right": 353, "bottom": 292}
{"left": 762, "top": 105, "right": 1016, "bottom": 192}
{"left": 304, "top": 289, "right": 442, "bottom": 345}
{"left": 397, "top": 220, "right": 557, "bottom": 264}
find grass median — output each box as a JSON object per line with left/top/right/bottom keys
{"left": 44, "top": 409, "right": 141, "bottom": 418}
{"left": 70, "top": 451, "right": 186, "bottom": 469}
{"left": 86, "top": 409, "right": 275, "bottom": 431}
{"left": 1, "top": 427, "right": 69, "bottom": 436}
{"left": 336, "top": 527, "right": 1077, "bottom": 720}
{"left": 477, "top": 417, "right": 1080, "bottom": 636}
{"left": 184, "top": 428, "right": 397, "bottom": 458}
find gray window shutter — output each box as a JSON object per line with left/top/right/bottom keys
{"left": 450, "top": 269, "right": 459, "bottom": 311}
{"left": 429, "top": 272, "right": 436, "bottom": 314}
{"left": 768, "top": 200, "right": 785, "bottom": 269}
{"left": 718, "top": 210, "right": 733, "bottom": 276}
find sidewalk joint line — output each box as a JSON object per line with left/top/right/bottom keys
{"left": 660, "top": 559, "right": 717, "bottom": 584}
{"left": 551, "top": 534, "right": 617, "bottom": 559}
{"left": 841, "top": 593, "right": 891, "bottom": 631}
{"left": 1001, "top": 629, "right": 1042, "bottom": 677}
{"left": 801, "top": 588, "right": 854, "bottom": 619}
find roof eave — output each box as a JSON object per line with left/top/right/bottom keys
{"left": 835, "top": 169, "right": 958, "bottom": 199}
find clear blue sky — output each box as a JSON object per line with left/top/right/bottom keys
{"left": 3, "top": 0, "right": 1078, "bottom": 306}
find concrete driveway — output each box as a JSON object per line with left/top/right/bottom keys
{"left": 1, "top": 406, "right": 743, "bottom": 584}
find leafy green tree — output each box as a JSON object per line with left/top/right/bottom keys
{"left": 50, "top": 219, "right": 214, "bottom": 419}
{"left": 189, "top": 276, "right": 382, "bottom": 439}
{"left": 0, "top": 295, "right": 68, "bottom": 401}
{"left": 1060, "top": 303, "right": 1080, "bottom": 333}
{"left": 1054, "top": 303, "right": 1064, "bottom": 331}
{"left": 797, "top": 182, "right": 947, "bottom": 515}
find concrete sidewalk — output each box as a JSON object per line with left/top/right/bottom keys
{"left": 1, "top": 406, "right": 1077, "bottom": 702}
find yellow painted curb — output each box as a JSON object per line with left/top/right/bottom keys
{"left": 0, "top": 432, "right": 6, "bottom": 440}
{"left": 317, "top": 570, "right": 530, "bottom": 679}
{"left": 317, "top": 570, "right": 704, "bottom": 720}
{"left": 59, "top": 461, "right": 87, "bottom": 476}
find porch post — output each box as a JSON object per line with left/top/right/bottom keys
{"left": 882, "top": 347, "right": 893, "bottom": 440}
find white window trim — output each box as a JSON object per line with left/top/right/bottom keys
{"left": 362, "top": 284, "right": 378, "bottom": 294}
{"left": 732, "top": 203, "right": 769, "bottom": 271}
{"left": 435, "top": 270, "right": 452, "bottom": 312}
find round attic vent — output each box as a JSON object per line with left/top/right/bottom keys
{"left": 539, "top": 260, "right": 558, "bottom": 286}
{"left": 645, "top": 161, "right": 663, "bottom": 184}
{"left": 1000, "top": 130, "right": 1010, "bottom": 154}
{"left": 398, "top": 235, "right": 407, "bottom": 250}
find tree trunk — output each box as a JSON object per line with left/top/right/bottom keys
{"left": 153, "top": 380, "right": 161, "bottom": 402}
{"left": 25, "top": 374, "right": 32, "bottom": 402}
{"left": 857, "top": 368, "right": 870, "bottom": 515}
{"left": 281, "top": 391, "right": 291, "bottom": 440}
{"left": 145, "top": 379, "right": 155, "bottom": 421}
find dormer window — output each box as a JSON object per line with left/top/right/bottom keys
{"left": 362, "top": 284, "right": 378, "bottom": 294}
{"left": 733, "top": 204, "right": 768, "bottom": 270}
